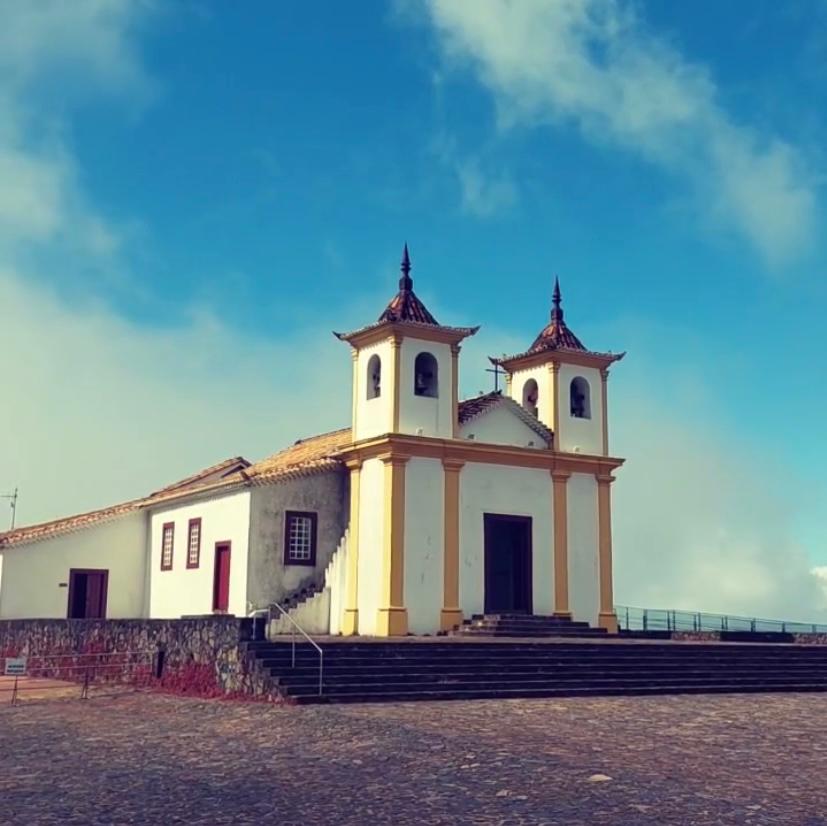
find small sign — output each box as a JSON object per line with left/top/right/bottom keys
{"left": 4, "top": 657, "right": 27, "bottom": 677}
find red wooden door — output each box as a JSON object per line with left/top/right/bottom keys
{"left": 68, "top": 569, "right": 108, "bottom": 619}
{"left": 212, "top": 543, "right": 231, "bottom": 613}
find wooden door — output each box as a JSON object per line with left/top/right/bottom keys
{"left": 484, "top": 514, "right": 532, "bottom": 614}
{"left": 212, "top": 542, "right": 232, "bottom": 613}
{"left": 67, "top": 569, "right": 109, "bottom": 619}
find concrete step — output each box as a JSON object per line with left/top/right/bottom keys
{"left": 287, "top": 682, "right": 827, "bottom": 705}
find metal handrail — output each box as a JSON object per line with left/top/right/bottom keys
{"left": 269, "top": 601, "right": 324, "bottom": 696}
{"left": 616, "top": 604, "right": 827, "bottom": 635}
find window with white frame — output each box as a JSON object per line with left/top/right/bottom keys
{"left": 161, "top": 522, "right": 174, "bottom": 570}
{"left": 187, "top": 518, "right": 201, "bottom": 569}
{"left": 284, "top": 511, "right": 317, "bottom": 566}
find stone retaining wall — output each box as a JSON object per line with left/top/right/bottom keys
{"left": 0, "top": 617, "right": 278, "bottom": 700}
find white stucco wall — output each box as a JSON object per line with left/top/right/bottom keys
{"left": 356, "top": 458, "right": 384, "bottom": 635}
{"left": 398, "top": 337, "right": 453, "bottom": 438}
{"left": 403, "top": 457, "right": 444, "bottom": 634}
{"left": 459, "top": 404, "right": 548, "bottom": 448}
{"left": 148, "top": 490, "right": 251, "bottom": 618}
{"left": 567, "top": 472, "right": 599, "bottom": 625}
{"left": 511, "top": 366, "right": 552, "bottom": 427}
{"left": 354, "top": 339, "right": 393, "bottom": 440}
{"left": 0, "top": 512, "right": 148, "bottom": 619}
{"left": 557, "top": 364, "right": 604, "bottom": 455}
{"left": 458, "top": 463, "right": 554, "bottom": 618}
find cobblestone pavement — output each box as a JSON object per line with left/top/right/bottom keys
{"left": 2, "top": 691, "right": 826, "bottom": 825}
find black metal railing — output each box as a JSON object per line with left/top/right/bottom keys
{"left": 615, "top": 605, "right": 827, "bottom": 635}
{"left": 0, "top": 650, "right": 159, "bottom": 705}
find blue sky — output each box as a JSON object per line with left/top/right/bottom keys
{"left": 2, "top": 0, "right": 827, "bottom": 618}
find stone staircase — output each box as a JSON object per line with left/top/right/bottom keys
{"left": 451, "top": 613, "right": 608, "bottom": 638}
{"left": 245, "top": 639, "right": 827, "bottom": 705}
{"left": 267, "top": 530, "right": 349, "bottom": 637}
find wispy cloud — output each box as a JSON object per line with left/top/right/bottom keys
{"left": 421, "top": 0, "right": 820, "bottom": 264}
{"left": 456, "top": 156, "right": 517, "bottom": 217}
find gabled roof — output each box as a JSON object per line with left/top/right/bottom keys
{"left": 458, "top": 391, "right": 554, "bottom": 446}
{"left": 149, "top": 456, "right": 251, "bottom": 497}
{"left": 244, "top": 428, "right": 352, "bottom": 482}
{"left": 0, "top": 455, "right": 252, "bottom": 548}
{"left": 0, "top": 499, "right": 143, "bottom": 548}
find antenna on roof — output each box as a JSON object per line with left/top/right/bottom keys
{"left": 1, "top": 487, "right": 18, "bottom": 530}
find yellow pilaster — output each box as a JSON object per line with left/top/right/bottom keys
{"left": 600, "top": 368, "right": 609, "bottom": 456}
{"left": 597, "top": 474, "right": 619, "bottom": 633}
{"left": 451, "top": 344, "right": 460, "bottom": 438}
{"left": 341, "top": 459, "right": 361, "bottom": 635}
{"left": 440, "top": 458, "right": 465, "bottom": 631}
{"left": 351, "top": 349, "right": 359, "bottom": 441}
{"left": 551, "top": 468, "right": 571, "bottom": 618}
{"left": 376, "top": 454, "right": 409, "bottom": 636}
{"left": 390, "top": 336, "right": 402, "bottom": 433}
{"left": 505, "top": 372, "right": 512, "bottom": 398}
{"left": 550, "top": 361, "right": 560, "bottom": 449}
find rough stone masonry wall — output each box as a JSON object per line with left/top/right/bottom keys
{"left": 0, "top": 617, "right": 279, "bottom": 701}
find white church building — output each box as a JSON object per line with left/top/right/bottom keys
{"left": 0, "top": 248, "right": 625, "bottom": 635}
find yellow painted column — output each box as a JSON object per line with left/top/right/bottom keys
{"left": 551, "top": 468, "right": 571, "bottom": 618}
{"left": 597, "top": 473, "right": 619, "bottom": 633}
{"left": 600, "top": 367, "right": 610, "bottom": 456}
{"left": 341, "top": 459, "right": 361, "bottom": 635}
{"left": 451, "top": 344, "right": 460, "bottom": 437}
{"left": 550, "top": 361, "right": 560, "bottom": 450}
{"left": 390, "top": 336, "right": 402, "bottom": 433}
{"left": 440, "top": 458, "right": 465, "bottom": 631}
{"left": 351, "top": 349, "right": 359, "bottom": 440}
{"left": 505, "top": 372, "right": 512, "bottom": 398}
{"left": 376, "top": 454, "right": 409, "bottom": 636}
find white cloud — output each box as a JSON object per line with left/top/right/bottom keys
{"left": 0, "top": 0, "right": 151, "bottom": 94}
{"left": 422, "top": 0, "right": 819, "bottom": 263}
{"left": 457, "top": 157, "right": 517, "bottom": 217}
{"left": 0, "top": 268, "right": 351, "bottom": 527}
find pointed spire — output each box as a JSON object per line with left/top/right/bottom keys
{"left": 399, "top": 243, "right": 413, "bottom": 292}
{"left": 551, "top": 276, "right": 563, "bottom": 322}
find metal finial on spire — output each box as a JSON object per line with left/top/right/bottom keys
{"left": 551, "top": 276, "right": 563, "bottom": 322}
{"left": 399, "top": 243, "right": 413, "bottom": 291}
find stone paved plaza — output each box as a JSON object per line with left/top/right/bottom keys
{"left": 2, "top": 690, "right": 826, "bottom": 825}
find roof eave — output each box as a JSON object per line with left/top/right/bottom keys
{"left": 495, "top": 348, "right": 626, "bottom": 372}
{"left": 334, "top": 321, "right": 480, "bottom": 348}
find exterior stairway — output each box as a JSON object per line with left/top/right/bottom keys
{"left": 245, "top": 639, "right": 827, "bottom": 705}
{"left": 451, "top": 613, "right": 607, "bottom": 638}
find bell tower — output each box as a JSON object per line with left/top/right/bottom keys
{"left": 492, "top": 278, "right": 624, "bottom": 456}
{"left": 335, "top": 245, "right": 478, "bottom": 442}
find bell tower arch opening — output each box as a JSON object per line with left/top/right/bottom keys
{"left": 414, "top": 352, "right": 439, "bottom": 398}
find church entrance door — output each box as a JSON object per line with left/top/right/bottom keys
{"left": 483, "top": 514, "right": 532, "bottom": 614}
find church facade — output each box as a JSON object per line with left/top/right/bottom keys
{"left": 0, "top": 248, "right": 624, "bottom": 635}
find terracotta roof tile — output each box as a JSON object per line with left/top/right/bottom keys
{"left": 149, "top": 456, "right": 251, "bottom": 497}
{"left": 244, "top": 428, "right": 352, "bottom": 481}
{"left": 0, "top": 499, "right": 143, "bottom": 548}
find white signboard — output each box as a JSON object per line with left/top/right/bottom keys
{"left": 4, "top": 657, "right": 27, "bottom": 677}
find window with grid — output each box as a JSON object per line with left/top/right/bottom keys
{"left": 161, "top": 523, "right": 174, "bottom": 570}
{"left": 284, "top": 511, "right": 317, "bottom": 566}
{"left": 187, "top": 518, "right": 201, "bottom": 568}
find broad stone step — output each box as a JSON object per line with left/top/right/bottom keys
{"left": 287, "top": 682, "right": 827, "bottom": 705}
